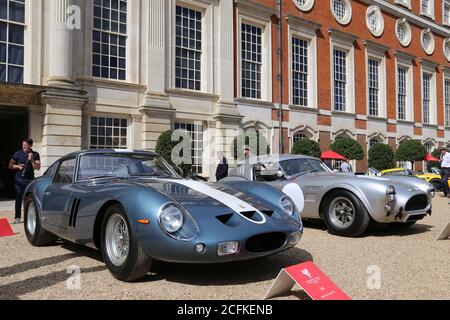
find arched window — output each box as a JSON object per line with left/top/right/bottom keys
{"left": 293, "top": 132, "right": 308, "bottom": 144}
{"left": 369, "top": 137, "right": 381, "bottom": 149}
{"left": 424, "top": 142, "right": 434, "bottom": 154}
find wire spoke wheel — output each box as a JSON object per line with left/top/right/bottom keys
{"left": 105, "top": 213, "right": 130, "bottom": 267}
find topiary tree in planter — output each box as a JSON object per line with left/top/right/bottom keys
{"left": 330, "top": 138, "right": 364, "bottom": 161}
{"left": 232, "top": 130, "right": 270, "bottom": 160}
{"left": 368, "top": 143, "right": 396, "bottom": 171}
{"left": 291, "top": 139, "right": 321, "bottom": 158}
{"left": 155, "top": 130, "right": 192, "bottom": 176}
{"left": 395, "top": 140, "right": 426, "bottom": 170}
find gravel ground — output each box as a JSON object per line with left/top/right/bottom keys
{"left": 0, "top": 197, "right": 449, "bottom": 300}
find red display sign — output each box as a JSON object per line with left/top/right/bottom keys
{"left": 265, "top": 261, "right": 351, "bottom": 300}
{"left": 0, "top": 218, "right": 14, "bottom": 238}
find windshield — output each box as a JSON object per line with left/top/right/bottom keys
{"left": 279, "top": 158, "right": 331, "bottom": 176}
{"left": 77, "top": 153, "right": 180, "bottom": 181}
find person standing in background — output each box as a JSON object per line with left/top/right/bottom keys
{"left": 215, "top": 152, "right": 228, "bottom": 181}
{"left": 340, "top": 159, "right": 353, "bottom": 173}
{"left": 439, "top": 147, "right": 450, "bottom": 198}
{"left": 8, "top": 139, "right": 41, "bottom": 224}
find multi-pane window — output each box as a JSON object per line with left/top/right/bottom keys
{"left": 292, "top": 37, "right": 308, "bottom": 106}
{"left": 92, "top": 0, "right": 127, "bottom": 80}
{"left": 175, "top": 122, "right": 204, "bottom": 174}
{"left": 293, "top": 133, "right": 308, "bottom": 144}
{"left": 397, "top": 67, "right": 407, "bottom": 121}
{"left": 369, "top": 138, "right": 381, "bottom": 148}
{"left": 421, "top": 0, "right": 433, "bottom": 16}
{"left": 368, "top": 58, "right": 380, "bottom": 117}
{"left": 332, "top": 0, "right": 347, "bottom": 21}
{"left": 424, "top": 142, "right": 433, "bottom": 154}
{"left": 445, "top": 79, "right": 450, "bottom": 126}
{"left": 333, "top": 48, "right": 347, "bottom": 112}
{"left": 422, "top": 73, "right": 431, "bottom": 124}
{"left": 90, "top": 117, "right": 128, "bottom": 149}
{"left": 175, "top": 6, "right": 202, "bottom": 91}
{"left": 0, "top": 0, "right": 25, "bottom": 83}
{"left": 241, "top": 23, "right": 262, "bottom": 99}
{"left": 444, "top": 1, "right": 450, "bottom": 24}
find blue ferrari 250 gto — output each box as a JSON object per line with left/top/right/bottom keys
{"left": 23, "top": 150, "right": 303, "bottom": 281}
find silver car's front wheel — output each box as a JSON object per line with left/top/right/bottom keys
{"left": 105, "top": 213, "right": 130, "bottom": 267}
{"left": 329, "top": 197, "right": 356, "bottom": 229}
{"left": 322, "top": 190, "right": 370, "bottom": 237}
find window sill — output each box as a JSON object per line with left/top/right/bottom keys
{"left": 77, "top": 77, "right": 144, "bottom": 90}
{"left": 420, "top": 12, "right": 435, "bottom": 21}
{"left": 367, "top": 115, "right": 388, "bottom": 122}
{"left": 331, "top": 111, "right": 356, "bottom": 119}
{"left": 166, "top": 88, "right": 219, "bottom": 101}
{"left": 397, "top": 119, "right": 415, "bottom": 125}
{"left": 235, "top": 97, "right": 274, "bottom": 108}
{"left": 289, "top": 105, "right": 318, "bottom": 113}
{"left": 422, "top": 123, "right": 438, "bottom": 129}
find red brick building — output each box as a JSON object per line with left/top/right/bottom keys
{"left": 233, "top": 0, "right": 450, "bottom": 171}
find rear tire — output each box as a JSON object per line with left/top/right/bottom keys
{"left": 322, "top": 190, "right": 370, "bottom": 237}
{"left": 24, "top": 195, "right": 57, "bottom": 246}
{"left": 101, "top": 204, "right": 152, "bottom": 282}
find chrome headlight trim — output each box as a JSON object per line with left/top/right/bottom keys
{"left": 386, "top": 185, "right": 396, "bottom": 202}
{"left": 280, "top": 196, "right": 295, "bottom": 216}
{"left": 157, "top": 202, "right": 199, "bottom": 241}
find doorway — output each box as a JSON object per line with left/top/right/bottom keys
{"left": 0, "top": 106, "right": 28, "bottom": 200}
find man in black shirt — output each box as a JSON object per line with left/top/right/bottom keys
{"left": 215, "top": 152, "right": 228, "bottom": 181}
{"left": 8, "top": 139, "right": 41, "bottom": 224}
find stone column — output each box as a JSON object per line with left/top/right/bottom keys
{"left": 140, "top": 0, "right": 175, "bottom": 150}
{"left": 40, "top": 88, "right": 88, "bottom": 170}
{"left": 46, "top": 0, "right": 75, "bottom": 87}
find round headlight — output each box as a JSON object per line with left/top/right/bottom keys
{"left": 280, "top": 196, "right": 295, "bottom": 216}
{"left": 160, "top": 205, "right": 184, "bottom": 233}
{"left": 428, "top": 185, "right": 436, "bottom": 198}
{"left": 386, "top": 185, "right": 396, "bottom": 202}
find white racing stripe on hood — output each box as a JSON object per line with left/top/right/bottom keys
{"left": 161, "top": 179, "right": 266, "bottom": 224}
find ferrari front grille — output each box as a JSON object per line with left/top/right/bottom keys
{"left": 405, "top": 195, "right": 428, "bottom": 212}
{"left": 245, "top": 232, "right": 286, "bottom": 253}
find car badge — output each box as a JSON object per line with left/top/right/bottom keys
{"left": 239, "top": 204, "right": 246, "bottom": 209}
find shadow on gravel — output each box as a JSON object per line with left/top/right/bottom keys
{"left": 142, "top": 247, "right": 313, "bottom": 286}
{"left": 301, "top": 220, "right": 434, "bottom": 238}
{"left": 0, "top": 265, "right": 106, "bottom": 300}
{"left": 364, "top": 223, "right": 434, "bottom": 238}
{"left": 0, "top": 253, "right": 80, "bottom": 278}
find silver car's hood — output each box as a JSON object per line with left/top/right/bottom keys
{"left": 296, "top": 172, "right": 430, "bottom": 193}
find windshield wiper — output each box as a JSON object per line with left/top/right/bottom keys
{"left": 87, "top": 174, "right": 120, "bottom": 180}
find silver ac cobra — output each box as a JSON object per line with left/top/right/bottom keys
{"left": 226, "top": 155, "right": 434, "bottom": 237}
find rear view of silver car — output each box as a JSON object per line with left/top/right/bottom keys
{"left": 226, "top": 155, "right": 434, "bottom": 237}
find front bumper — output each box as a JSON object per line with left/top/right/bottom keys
{"left": 137, "top": 227, "right": 303, "bottom": 264}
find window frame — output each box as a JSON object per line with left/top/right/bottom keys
{"left": 395, "top": 52, "right": 415, "bottom": 122}
{"left": 420, "top": 0, "right": 435, "bottom": 20}
{"left": 443, "top": 0, "right": 450, "bottom": 26}
{"left": 365, "top": 5, "right": 384, "bottom": 37}
{"left": 364, "top": 42, "right": 387, "bottom": 119}
{"left": 236, "top": 12, "right": 272, "bottom": 102}
{"left": 90, "top": 0, "right": 129, "bottom": 81}
{"left": 88, "top": 115, "right": 130, "bottom": 150}
{"left": 287, "top": 19, "right": 318, "bottom": 109}
{"left": 394, "top": 0, "right": 411, "bottom": 10}
{"left": 0, "top": 0, "right": 26, "bottom": 84}
{"left": 443, "top": 71, "right": 450, "bottom": 127}
{"left": 330, "top": 0, "right": 352, "bottom": 26}
{"left": 53, "top": 157, "right": 77, "bottom": 185}
{"left": 420, "top": 62, "right": 437, "bottom": 125}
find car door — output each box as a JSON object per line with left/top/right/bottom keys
{"left": 41, "top": 157, "right": 77, "bottom": 232}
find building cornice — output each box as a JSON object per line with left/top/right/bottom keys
{"left": 360, "top": 0, "right": 450, "bottom": 38}
{"left": 234, "top": 0, "right": 277, "bottom": 21}
{"left": 363, "top": 40, "right": 390, "bottom": 55}
{"left": 285, "top": 14, "right": 321, "bottom": 35}
{"left": 328, "top": 28, "right": 359, "bottom": 44}
{"left": 419, "top": 58, "right": 439, "bottom": 70}
{"left": 393, "top": 50, "right": 416, "bottom": 63}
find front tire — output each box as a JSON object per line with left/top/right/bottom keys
{"left": 24, "top": 195, "right": 57, "bottom": 246}
{"left": 322, "top": 190, "right": 370, "bottom": 237}
{"left": 430, "top": 180, "right": 443, "bottom": 192}
{"left": 101, "top": 204, "right": 152, "bottom": 282}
